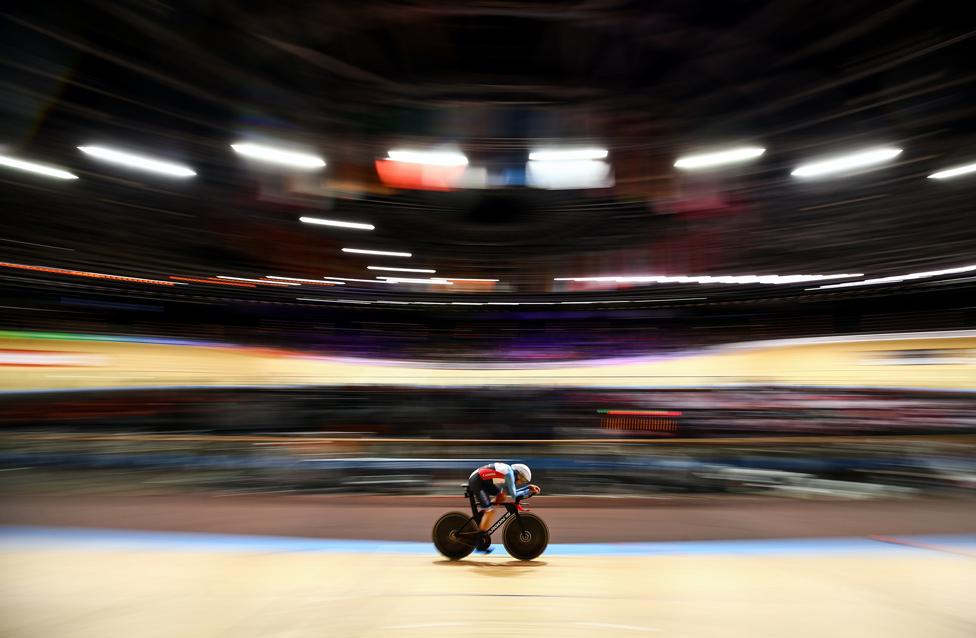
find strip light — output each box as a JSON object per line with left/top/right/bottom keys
{"left": 266, "top": 276, "right": 342, "bottom": 285}
{"left": 674, "top": 147, "right": 765, "bottom": 169}
{"left": 288, "top": 297, "right": 706, "bottom": 307}
{"left": 597, "top": 410, "right": 683, "bottom": 417}
{"left": 387, "top": 149, "right": 468, "bottom": 166}
{"left": 300, "top": 217, "right": 374, "bottom": 231}
{"left": 215, "top": 276, "right": 301, "bottom": 286}
{"left": 0, "top": 155, "right": 78, "bottom": 180}
{"left": 298, "top": 298, "right": 372, "bottom": 304}
{"left": 810, "top": 264, "right": 976, "bottom": 289}
{"left": 322, "top": 277, "right": 397, "bottom": 284}
{"left": 554, "top": 273, "right": 862, "bottom": 285}
{"left": 447, "top": 278, "right": 500, "bottom": 282}
{"left": 342, "top": 248, "right": 412, "bottom": 258}
{"left": 0, "top": 260, "right": 177, "bottom": 285}
{"left": 231, "top": 143, "right": 325, "bottom": 169}
{"left": 367, "top": 266, "right": 436, "bottom": 273}
{"left": 78, "top": 146, "right": 196, "bottom": 177}
{"left": 528, "top": 148, "right": 608, "bottom": 161}
{"left": 791, "top": 147, "right": 902, "bottom": 178}
{"left": 928, "top": 162, "right": 976, "bottom": 180}
{"left": 378, "top": 277, "right": 453, "bottom": 285}
{"left": 171, "top": 276, "right": 255, "bottom": 288}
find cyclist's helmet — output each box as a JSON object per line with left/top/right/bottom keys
{"left": 511, "top": 463, "right": 531, "bottom": 483}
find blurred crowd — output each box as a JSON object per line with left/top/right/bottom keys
{"left": 2, "top": 386, "right": 974, "bottom": 499}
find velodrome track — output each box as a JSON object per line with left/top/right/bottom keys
{"left": 2, "top": 494, "right": 975, "bottom": 637}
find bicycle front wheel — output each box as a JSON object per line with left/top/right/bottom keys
{"left": 432, "top": 512, "right": 478, "bottom": 560}
{"left": 502, "top": 513, "right": 549, "bottom": 560}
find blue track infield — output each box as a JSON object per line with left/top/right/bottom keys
{"left": 2, "top": 525, "right": 975, "bottom": 557}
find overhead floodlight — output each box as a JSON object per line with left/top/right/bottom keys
{"left": 367, "top": 266, "right": 436, "bottom": 273}
{"left": 387, "top": 149, "right": 468, "bottom": 167}
{"left": 298, "top": 297, "right": 372, "bottom": 304}
{"left": 78, "top": 146, "right": 196, "bottom": 177}
{"left": 216, "top": 276, "right": 301, "bottom": 285}
{"left": 928, "top": 162, "right": 976, "bottom": 180}
{"left": 528, "top": 148, "right": 608, "bottom": 161}
{"left": 322, "top": 276, "right": 396, "bottom": 284}
{"left": 231, "top": 143, "right": 325, "bottom": 169}
{"left": 267, "top": 276, "right": 343, "bottom": 285}
{"left": 526, "top": 159, "right": 613, "bottom": 190}
{"left": 300, "top": 216, "right": 374, "bottom": 231}
{"left": 674, "top": 147, "right": 765, "bottom": 169}
{"left": 555, "top": 273, "right": 862, "bottom": 284}
{"left": 811, "top": 264, "right": 976, "bottom": 289}
{"left": 377, "top": 277, "right": 453, "bottom": 284}
{"left": 342, "top": 248, "right": 412, "bottom": 258}
{"left": 0, "top": 154, "right": 78, "bottom": 180}
{"left": 791, "top": 147, "right": 902, "bottom": 178}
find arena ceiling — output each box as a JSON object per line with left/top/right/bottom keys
{"left": 1, "top": 1, "right": 975, "bottom": 312}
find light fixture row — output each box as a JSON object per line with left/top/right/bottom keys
{"left": 5, "top": 141, "right": 975, "bottom": 183}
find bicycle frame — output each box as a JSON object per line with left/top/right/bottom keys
{"left": 460, "top": 488, "right": 527, "bottom": 537}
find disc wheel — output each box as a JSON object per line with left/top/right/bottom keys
{"left": 432, "top": 512, "right": 478, "bottom": 560}
{"left": 502, "top": 513, "right": 549, "bottom": 561}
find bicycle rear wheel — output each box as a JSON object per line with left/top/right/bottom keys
{"left": 502, "top": 513, "right": 549, "bottom": 560}
{"left": 432, "top": 512, "right": 478, "bottom": 560}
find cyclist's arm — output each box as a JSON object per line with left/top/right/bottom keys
{"left": 505, "top": 470, "right": 533, "bottom": 500}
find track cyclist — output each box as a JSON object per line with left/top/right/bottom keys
{"left": 467, "top": 462, "right": 541, "bottom": 554}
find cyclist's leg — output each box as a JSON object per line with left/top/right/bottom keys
{"left": 477, "top": 483, "right": 499, "bottom": 532}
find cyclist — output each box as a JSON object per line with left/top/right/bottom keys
{"left": 468, "top": 462, "right": 541, "bottom": 553}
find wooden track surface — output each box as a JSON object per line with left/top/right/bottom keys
{"left": 2, "top": 545, "right": 974, "bottom": 637}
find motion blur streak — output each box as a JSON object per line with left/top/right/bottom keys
{"left": 1, "top": 330, "right": 975, "bottom": 391}
{"left": 928, "top": 161, "right": 976, "bottom": 180}
{"left": 230, "top": 143, "right": 326, "bottom": 169}
{"left": 0, "top": 261, "right": 177, "bottom": 285}
{"left": 169, "top": 276, "right": 255, "bottom": 287}
{"left": 77, "top": 146, "right": 196, "bottom": 177}
{"left": 0, "top": 154, "right": 78, "bottom": 180}
{"left": 674, "top": 147, "right": 766, "bottom": 169}
{"left": 812, "top": 264, "right": 976, "bottom": 288}
{"left": 791, "top": 147, "right": 903, "bottom": 177}
{"left": 2, "top": 3, "right": 975, "bottom": 636}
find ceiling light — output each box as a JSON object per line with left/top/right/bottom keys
{"left": 342, "top": 248, "right": 412, "bottom": 258}
{"left": 297, "top": 297, "right": 372, "bottom": 304}
{"left": 0, "top": 155, "right": 78, "bottom": 180}
{"left": 528, "top": 148, "right": 608, "bottom": 161}
{"left": 171, "top": 276, "right": 254, "bottom": 287}
{"left": 447, "top": 278, "right": 500, "bottom": 282}
{"left": 674, "top": 147, "right": 765, "bottom": 169}
{"left": 216, "top": 276, "right": 301, "bottom": 285}
{"left": 810, "top": 264, "right": 976, "bottom": 289}
{"left": 526, "top": 159, "right": 612, "bottom": 190}
{"left": 555, "top": 273, "right": 862, "bottom": 284}
{"left": 387, "top": 149, "right": 468, "bottom": 166}
{"left": 300, "top": 217, "right": 374, "bottom": 231}
{"left": 322, "top": 276, "right": 396, "bottom": 284}
{"left": 451, "top": 302, "right": 483, "bottom": 305}
{"left": 378, "top": 277, "right": 453, "bottom": 285}
{"left": 367, "top": 266, "right": 436, "bottom": 273}
{"left": 78, "top": 146, "right": 196, "bottom": 177}
{"left": 266, "top": 276, "right": 343, "bottom": 285}
{"left": 231, "top": 143, "right": 325, "bottom": 169}
{"left": 791, "top": 147, "right": 902, "bottom": 178}
{"left": 0, "top": 260, "right": 177, "bottom": 286}
{"left": 928, "top": 162, "right": 976, "bottom": 180}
